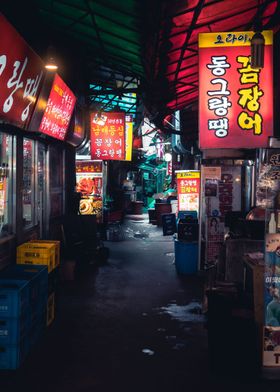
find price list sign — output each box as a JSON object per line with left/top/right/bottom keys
{"left": 90, "top": 112, "right": 125, "bottom": 160}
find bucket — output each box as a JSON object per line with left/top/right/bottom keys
{"left": 174, "top": 239, "right": 198, "bottom": 275}
{"left": 131, "top": 201, "right": 143, "bottom": 215}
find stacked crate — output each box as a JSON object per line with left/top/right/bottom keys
{"left": 18, "top": 240, "right": 60, "bottom": 327}
{"left": 16, "top": 242, "right": 56, "bottom": 273}
{"left": 0, "top": 264, "right": 48, "bottom": 369}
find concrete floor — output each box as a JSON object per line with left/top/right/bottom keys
{"left": 1, "top": 215, "right": 280, "bottom": 391}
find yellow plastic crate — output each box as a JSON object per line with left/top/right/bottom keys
{"left": 29, "top": 240, "right": 60, "bottom": 268}
{"left": 16, "top": 243, "right": 56, "bottom": 273}
{"left": 47, "top": 292, "right": 55, "bottom": 327}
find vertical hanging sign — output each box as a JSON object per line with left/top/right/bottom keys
{"left": 199, "top": 31, "right": 273, "bottom": 149}
{"left": 90, "top": 112, "right": 125, "bottom": 160}
{"left": 39, "top": 74, "right": 76, "bottom": 140}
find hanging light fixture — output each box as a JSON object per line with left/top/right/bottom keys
{"left": 45, "top": 57, "right": 58, "bottom": 71}
{"left": 251, "top": 0, "right": 265, "bottom": 69}
{"left": 251, "top": 31, "right": 265, "bottom": 68}
{"left": 45, "top": 44, "right": 58, "bottom": 71}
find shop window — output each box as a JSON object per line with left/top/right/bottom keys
{"left": 23, "top": 138, "right": 35, "bottom": 227}
{"left": 0, "top": 133, "right": 13, "bottom": 237}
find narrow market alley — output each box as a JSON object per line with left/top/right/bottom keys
{"left": 0, "top": 216, "right": 277, "bottom": 392}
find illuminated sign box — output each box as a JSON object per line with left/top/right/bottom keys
{"left": 39, "top": 74, "right": 76, "bottom": 140}
{"left": 90, "top": 112, "right": 125, "bottom": 160}
{"left": 176, "top": 170, "right": 200, "bottom": 213}
{"left": 199, "top": 31, "right": 273, "bottom": 149}
{"left": 0, "top": 15, "right": 44, "bottom": 129}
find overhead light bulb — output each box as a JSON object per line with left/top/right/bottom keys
{"left": 164, "top": 152, "right": 172, "bottom": 162}
{"left": 45, "top": 57, "right": 58, "bottom": 71}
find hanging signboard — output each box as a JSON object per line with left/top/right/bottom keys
{"left": 65, "top": 103, "right": 86, "bottom": 147}
{"left": 199, "top": 30, "right": 273, "bottom": 149}
{"left": 90, "top": 112, "right": 125, "bottom": 160}
{"left": 39, "top": 74, "right": 76, "bottom": 140}
{"left": 176, "top": 171, "right": 200, "bottom": 213}
{"left": 0, "top": 14, "right": 44, "bottom": 129}
{"left": 76, "top": 160, "right": 103, "bottom": 222}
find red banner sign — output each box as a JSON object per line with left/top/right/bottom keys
{"left": 90, "top": 112, "right": 125, "bottom": 160}
{"left": 39, "top": 74, "right": 76, "bottom": 140}
{"left": 0, "top": 14, "right": 44, "bottom": 129}
{"left": 76, "top": 160, "right": 102, "bottom": 173}
{"left": 199, "top": 31, "right": 273, "bottom": 149}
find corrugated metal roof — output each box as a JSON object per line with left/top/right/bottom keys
{"left": 2, "top": 0, "right": 280, "bottom": 128}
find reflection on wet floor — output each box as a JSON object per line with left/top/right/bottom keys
{"left": 158, "top": 302, "right": 205, "bottom": 323}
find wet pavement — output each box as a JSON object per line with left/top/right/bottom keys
{"left": 1, "top": 215, "right": 280, "bottom": 391}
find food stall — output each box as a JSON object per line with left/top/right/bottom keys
{"left": 198, "top": 28, "right": 275, "bottom": 374}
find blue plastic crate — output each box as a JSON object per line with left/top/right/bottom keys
{"left": 0, "top": 280, "right": 30, "bottom": 318}
{"left": 0, "top": 337, "right": 30, "bottom": 370}
{"left": 0, "top": 313, "right": 30, "bottom": 345}
{"left": 174, "top": 239, "right": 198, "bottom": 275}
{"left": 177, "top": 210, "right": 198, "bottom": 220}
{"left": 0, "top": 264, "right": 48, "bottom": 308}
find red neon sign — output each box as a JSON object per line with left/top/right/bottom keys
{"left": 90, "top": 112, "right": 125, "bottom": 160}
{"left": 0, "top": 15, "right": 44, "bottom": 129}
{"left": 199, "top": 31, "right": 273, "bottom": 149}
{"left": 39, "top": 74, "right": 76, "bottom": 140}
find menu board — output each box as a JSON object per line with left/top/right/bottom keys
{"left": 39, "top": 74, "right": 76, "bottom": 140}
{"left": 176, "top": 171, "right": 200, "bottom": 213}
{"left": 76, "top": 161, "right": 103, "bottom": 222}
{"left": 90, "top": 112, "right": 125, "bottom": 160}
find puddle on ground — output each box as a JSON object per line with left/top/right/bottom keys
{"left": 159, "top": 302, "right": 205, "bottom": 323}
{"left": 131, "top": 220, "right": 146, "bottom": 223}
{"left": 134, "top": 231, "right": 149, "bottom": 239}
{"left": 142, "top": 348, "right": 155, "bottom": 356}
{"left": 165, "top": 252, "right": 175, "bottom": 257}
